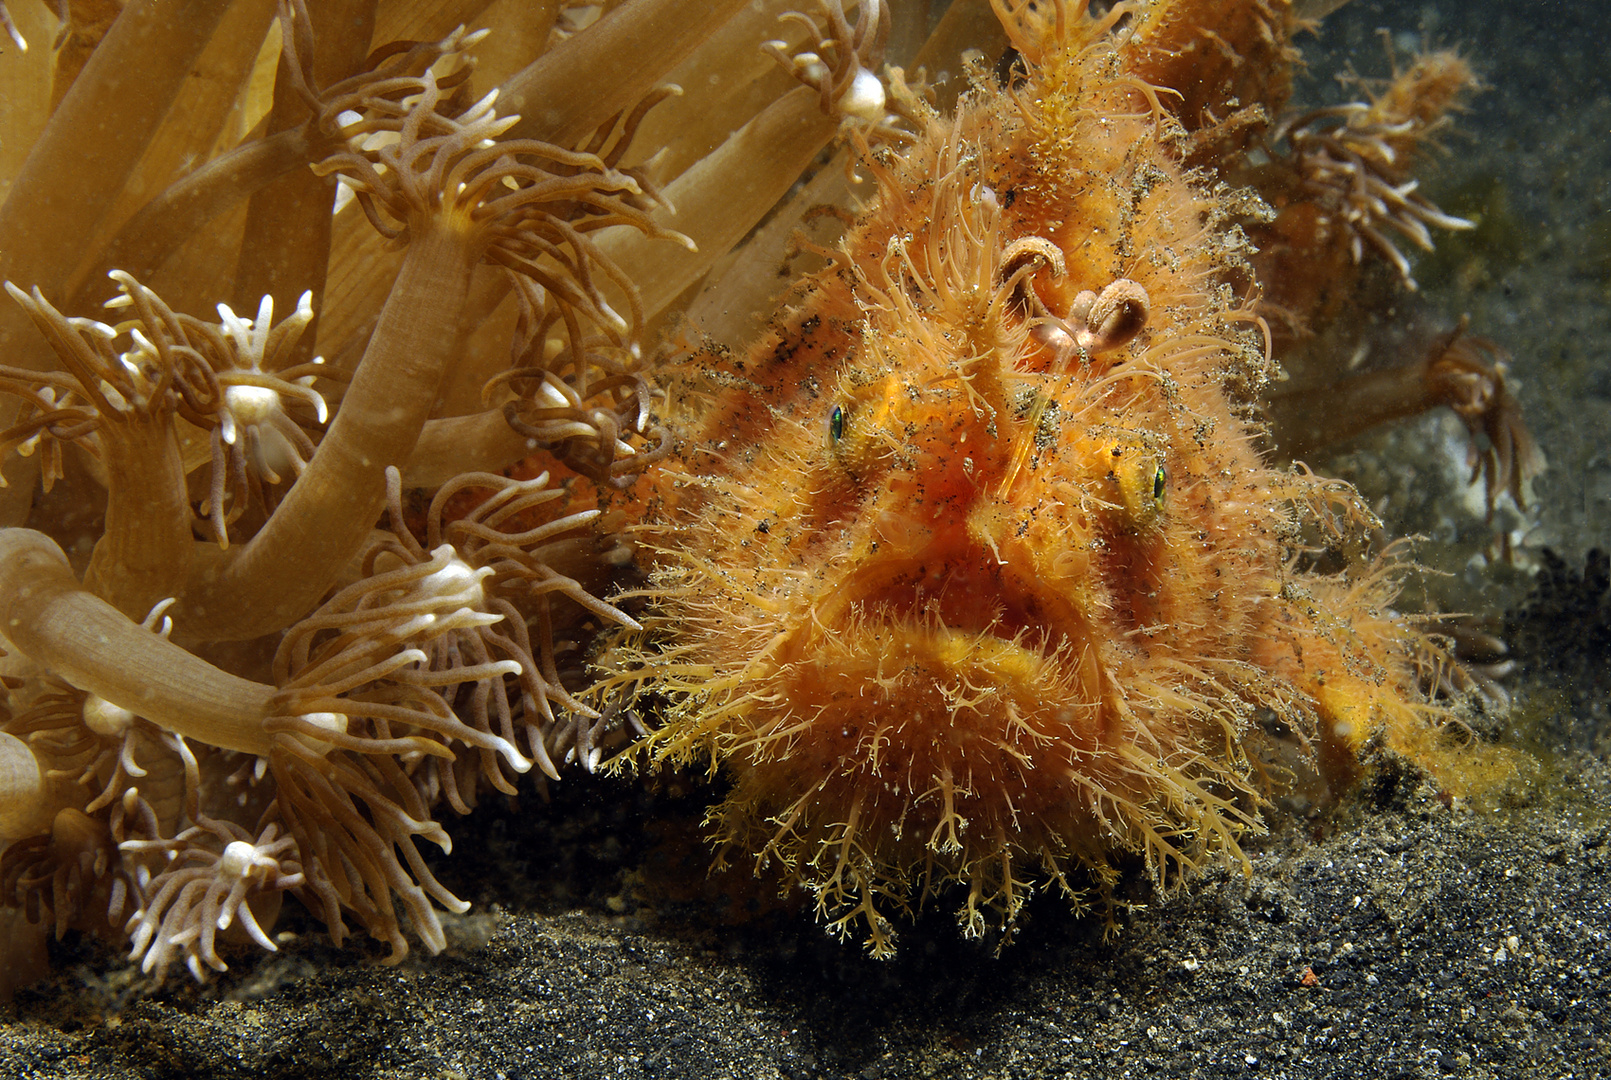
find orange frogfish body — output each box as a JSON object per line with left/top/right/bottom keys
{"left": 606, "top": 0, "right": 1479, "bottom": 955}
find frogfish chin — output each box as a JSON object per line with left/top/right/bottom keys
{"left": 602, "top": 0, "right": 1493, "bottom": 956}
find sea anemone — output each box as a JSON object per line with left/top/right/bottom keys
{"left": 122, "top": 819, "right": 304, "bottom": 981}
{"left": 1271, "top": 46, "right": 1479, "bottom": 291}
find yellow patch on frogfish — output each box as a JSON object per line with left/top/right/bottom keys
{"left": 603, "top": 2, "right": 1490, "bottom": 956}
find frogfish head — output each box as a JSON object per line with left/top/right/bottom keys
{"left": 627, "top": 130, "right": 1293, "bottom": 948}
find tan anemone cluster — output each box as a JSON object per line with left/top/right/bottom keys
{"left": 0, "top": 0, "right": 928, "bottom": 983}
{"left": 1272, "top": 46, "right": 1480, "bottom": 291}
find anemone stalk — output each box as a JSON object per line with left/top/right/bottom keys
{"left": 182, "top": 218, "right": 482, "bottom": 639}
{"left": 0, "top": 529, "right": 277, "bottom": 758}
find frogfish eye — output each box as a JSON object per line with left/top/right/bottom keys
{"left": 1104, "top": 443, "right": 1168, "bottom": 530}
{"left": 829, "top": 404, "right": 846, "bottom": 443}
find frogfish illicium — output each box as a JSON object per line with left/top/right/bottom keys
{"left": 602, "top": 0, "right": 1513, "bottom": 955}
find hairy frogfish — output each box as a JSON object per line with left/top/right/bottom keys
{"left": 603, "top": 0, "right": 1507, "bottom": 955}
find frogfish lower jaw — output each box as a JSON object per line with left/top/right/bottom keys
{"left": 748, "top": 537, "right": 1127, "bottom": 755}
